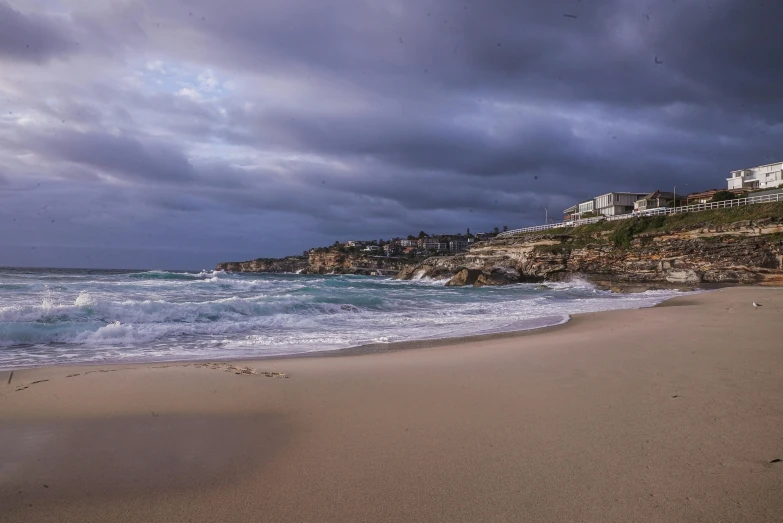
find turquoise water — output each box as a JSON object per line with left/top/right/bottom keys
{"left": 0, "top": 268, "right": 686, "bottom": 369}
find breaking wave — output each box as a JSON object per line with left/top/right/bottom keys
{"left": 128, "top": 270, "right": 227, "bottom": 280}
{"left": 0, "top": 268, "right": 692, "bottom": 368}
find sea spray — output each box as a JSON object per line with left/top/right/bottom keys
{"left": 0, "top": 267, "right": 692, "bottom": 369}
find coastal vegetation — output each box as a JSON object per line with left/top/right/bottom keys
{"left": 524, "top": 201, "right": 783, "bottom": 250}
{"left": 221, "top": 203, "right": 783, "bottom": 286}
{"left": 396, "top": 202, "right": 783, "bottom": 288}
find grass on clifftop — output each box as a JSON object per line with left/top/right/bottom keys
{"left": 525, "top": 201, "right": 783, "bottom": 250}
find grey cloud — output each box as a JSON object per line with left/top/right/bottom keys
{"left": 0, "top": 0, "right": 781, "bottom": 269}
{"left": 147, "top": 0, "right": 783, "bottom": 116}
{"left": 0, "top": 1, "right": 77, "bottom": 63}
{"left": 246, "top": 105, "right": 583, "bottom": 177}
{"left": 35, "top": 130, "right": 196, "bottom": 183}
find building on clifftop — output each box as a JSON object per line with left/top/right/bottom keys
{"left": 728, "top": 161, "right": 783, "bottom": 191}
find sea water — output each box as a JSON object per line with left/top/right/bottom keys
{"left": 0, "top": 267, "right": 687, "bottom": 369}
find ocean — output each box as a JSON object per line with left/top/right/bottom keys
{"left": 0, "top": 267, "right": 687, "bottom": 369}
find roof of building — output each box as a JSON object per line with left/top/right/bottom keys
{"left": 730, "top": 160, "right": 783, "bottom": 172}
{"left": 595, "top": 191, "right": 648, "bottom": 197}
{"left": 641, "top": 190, "right": 675, "bottom": 200}
{"left": 686, "top": 188, "right": 744, "bottom": 198}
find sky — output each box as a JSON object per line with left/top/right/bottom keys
{"left": 0, "top": 0, "right": 781, "bottom": 270}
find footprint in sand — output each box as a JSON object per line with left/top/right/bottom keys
{"left": 11, "top": 365, "right": 287, "bottom": 394}
{"left": 193, "top": 362, "right": 288, "bottom": 377}
{"left": 14, "top": 379, "right": 49, "bottom": 392}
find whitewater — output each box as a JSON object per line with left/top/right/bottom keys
{"left": 0, "top": 267, "right": 689, "bottom": 369}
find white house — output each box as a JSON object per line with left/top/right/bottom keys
{"left": 362, "top": 245, "right": 381, "bottom": 253}
{"left": 576, "top": 200, "right": 595, "bottom": 217}
{"left": 727, "top": 161, "right": 783, "bottom": 191}
{"left": 563, "top": 204, "right": 578, "bottom": 221}
{"left": 594, "top": 192, "right": 648, "bottom": 216}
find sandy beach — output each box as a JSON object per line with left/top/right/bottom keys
{"left": 1, "top": 286, "right": 782, "bottom": 522}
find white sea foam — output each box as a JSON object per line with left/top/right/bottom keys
{"left": 0, "top": 269, "right": 694, "bottom": 369}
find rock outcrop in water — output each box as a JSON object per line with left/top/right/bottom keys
{"left": 396, "top": 205, "right": 783, "bottom": 289}
{"left": 216, "top": 204, "right": 783, "bottom": 289}
{"left": 306, "top": 251, "right": 409, "bottom": 276}
{"left": 216, "top": 252, "right": 411, "bottom": 276}
{"left": 216, "top": 257, "right": 308, "bottom": 274}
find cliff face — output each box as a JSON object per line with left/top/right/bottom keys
{"left": 397, "top": 217, "right": 783, "bottom": 289}
{"left": 307, "top": 251, "right": 409, "bottom": 275}
{"left": 216, "top": 253, "right": 410, "bottom": 275}
{"left": 216, "top": 205, "right": 783, "bottom": 286}
{"left": 216, "top": 257, "right": 308, "bottom": 273}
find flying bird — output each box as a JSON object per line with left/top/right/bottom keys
{"left": 752, "top": 302, "right": 762, "bottom": 309}
{"left": 563, "top": 13, "right": 578, "bottom": 19}
{"left": 654, "top": 55, "right": 664, "bottom": 64}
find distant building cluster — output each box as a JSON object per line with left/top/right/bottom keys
{"left": 320, "top": 163, "right": 783, "bottom": 257}
{"left": 562, "top": 161, "right": 782, "bottom": 222}
{"left": 336, "top": 232, "right": 496, "bottom": 257}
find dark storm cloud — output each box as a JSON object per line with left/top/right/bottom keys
{"left": 151, "top": 0, "right": 783, "bottom": 113}
{"left": 0, "top": 1, "right": 77, "bottom": 63}
{"left": 247, "top": 105, "right": 584, "bottom": 177}
{"left": 158, "top": 0, "right": 782, "bottom": 185}
{"left": 0, "top": 0, "right": 781, "bottom": 268}
{"left": 35, "top": 130, "right": 196, "bottom": 183}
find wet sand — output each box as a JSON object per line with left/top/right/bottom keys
{"left": 1, "top": 287, "right": 782, "bottom": 522}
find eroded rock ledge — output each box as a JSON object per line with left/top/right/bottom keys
{"left": 395, "top": 216, "right": 783, "bottom": 289}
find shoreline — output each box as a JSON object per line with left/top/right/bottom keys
{"left": 0, "top": 286, "right": 762, "bottom": 380}
{"left": 1, "top": 286, "right": 782, "bottom": 522}
{"left": 0, "top": 288, "right": 698, "bottom": 372}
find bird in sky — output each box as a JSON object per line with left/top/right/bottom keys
{"left": 752, "top": 302, "right": 762, "bottom": 309}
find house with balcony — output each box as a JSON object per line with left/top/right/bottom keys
{"left": 595, "top": 192, "right": 648, "bottom": 216}
{"left": 576, "top": 199, "right": 595, "bottom": 218}
{"left": 449, "top": 239, "right": 469, "bottom": 252}
{"left": 565, "top": 192, "right": 648, "bottom": 221}
{"left": 563, "top": 204, "right": 578, "bottom": 221}
{"left": 633, "top": 191, "right": 675, "bottom": 212}
{"left": 418, "top": 237, "right": 448, "bottom": 251}
{"left": 561, "top": 201, "right": 591, "bottom": 220}
{"left": 727, "top": 161, "right": 783, "bottom": 191}
{"left": 418, "top": 237, "right": 435, "bottom": 249}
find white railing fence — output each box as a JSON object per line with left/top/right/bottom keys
{"left": 497, "top": 191, "right": 783, "bottom": 238}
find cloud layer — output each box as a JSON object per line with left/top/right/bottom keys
{"left": 1, "top": 0, "right": 781, "bottom": 268}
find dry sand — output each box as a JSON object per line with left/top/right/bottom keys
{"left": 0, "top": 286, "right": 782, "bottom": 522}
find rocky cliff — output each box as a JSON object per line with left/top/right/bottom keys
{"left": 216, "top": 252, "right": 411, "bottom": 276}
{"left": 307, "top": 251, "right": 409, "bottom": 275}
{"left": 397, "top": 204, "right": 783, "bottom": 289}
{"left": 216, "top": 257, "right": 308, "bottom": 273}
